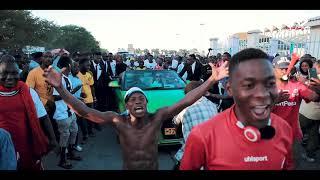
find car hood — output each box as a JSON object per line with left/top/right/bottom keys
{"left": 118, "top": 89, "right": 185, "bottom": 113}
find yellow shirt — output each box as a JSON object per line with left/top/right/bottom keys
{"left": 77, "top": 72, "right": 94, "bottom": 104}
{"left": 26, "top": 66, "right": 53, "bottom": 105}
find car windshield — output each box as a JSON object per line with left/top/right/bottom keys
{"left": 123, "top": 70, "right": 186, "bottom": 91}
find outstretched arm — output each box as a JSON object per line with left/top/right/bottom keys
{"left": 43, "top": 66, "right": 119, "bottom": 124}
{"left": 160, "top": 62, "right": 229, "bottom": 122}
{"left": 207, "top": 92, "right": 232, "bottom": 100}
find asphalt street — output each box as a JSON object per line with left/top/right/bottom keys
{"left": 43, "top": 124, "right": 320, "bottom": 170}
{"left": 43, "top": 124, "right": 178, "bottom": 170}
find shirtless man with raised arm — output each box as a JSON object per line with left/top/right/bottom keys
{"left": 43, "top": 60, "right": 228, "bottom": 170}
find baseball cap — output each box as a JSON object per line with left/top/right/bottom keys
{"left": 124, "top": 87, "right": 148, "bottom": 103}
{"left": 272, "top": 56, "right": 290, "bottom": 69}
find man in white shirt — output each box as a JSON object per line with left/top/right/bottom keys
{"left": 169, "top": 56, "right": 179, "bottom": 71}
{"left": 179, "top": 54, "right": 204, "bottom": 81}
{"left": 53, "top": 57, "right": 81, "bottom": 169}
{"left": 105, "top": 53, "right": 118, "bottom": 111}
{"left": 177, "top": 58, "right": 187, "bottom": 81}
{"left": 107, "top": 53, "right": 116, "bottom": 77}
{"left": 91, "top": 60, "right": 102, "bottom": 81}
{"left": 144, "top": 55, "right": 157, "bottom": 70}
{"left": 91, "top": 52, "right": 109, "bottom": 133}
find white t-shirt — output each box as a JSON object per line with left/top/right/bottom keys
{"left": 177, "top": 63, "right": 187, "bottom": 80}
{"left": 30, "top": 88, "right": 47, "bottom": 118}
{"left": 299, "top": 100, "right": 320, "bottom": 120}
{"left": 110, "top": 60, "right": 116, "bottom": 76}
{"left": 144, "top": 59, "right": 157, "bottom": 70}
{"left": 170, "top": 59, "right": 179, "bottom": 69}
{"left": 125, "top": 60, "right": 139, "bottom": 67}
{"left": 53, "top": 74, "right": 74, "bottom": 120}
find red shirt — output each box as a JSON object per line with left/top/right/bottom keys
{"left": 272, "top": 81, "right": 314, "bottom": 140}
{"left": 0, "top": 93, "right": 32, "bottom": 168}
{"left": 180, "top": 105, "right": 294, "bottom": 170}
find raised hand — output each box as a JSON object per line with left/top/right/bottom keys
{"left": 209, "top": 61, "right": 229, "bottom": 82}
{"left": 276, "top": 90, "right": 290, "bottom": 103}
{"left": 43, "top": 66, "right": 64, "bottom": 88}
{"left": 309, "top": 78, "right": 320, "bottom": 93}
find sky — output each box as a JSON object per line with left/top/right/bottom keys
{"left": 31, "top": 10, "right": 320, "bottom": 53}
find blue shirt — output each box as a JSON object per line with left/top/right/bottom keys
{"left": 29, "top": 60, "right": 40, "bottom": 71}
{"left": 68, "top": 74, "right": 82, "bottom": 99}
{"left": 0, "top": 128, "right": 17, "bottom": 170}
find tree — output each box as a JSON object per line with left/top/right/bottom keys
{"left": 100, "top": 48, "right": 108, "bottom": 53}
{"left": 160, "top": 49, "right": 168, "bottom": 55}
{"left": 143, "top": 48, "right": 149, "bottom": 54}
{"left": 51, "top": 25, "right": 100, "bottom": 53}
{"left": 0, "top": 10, "right": 101, "bottom": 54}
{"left": 178, "top": 49, "right": 188, "bottom": 57}
{"left": 151, "top": 48, "right": 160, "bottom": 56}
{"left": 135, "top": 48, "right": 142, "bottom": 55}
{"left": 188, "top": 48, "right": 199, "bottom": 55}
{"left": 0, "top": 10, "right": 57, "bottom": 54}
{"left": 33, "top": 18, "right": 60, "bottom": 50}
{"left": 168, "top": 50, "right": 177, "bottom": 56}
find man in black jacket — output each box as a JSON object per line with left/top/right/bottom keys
{"left": 102, "top": 53, "right": 117, "bottom": 111}
{"left": 89, "top": 52, "right": 106, "bottom": 130}
{"left": 178, "top": 54, "right": 204, "bottom": 81}
{"left": 115, "top": 55, "right": 127, "bottom": 76}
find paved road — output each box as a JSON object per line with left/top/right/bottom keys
{"left": 43, "top": 124, "right": 320, "bottom": 170}
{"left": 43, "top": 124, "right": 178, "bottom": 170}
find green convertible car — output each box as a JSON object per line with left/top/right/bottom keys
{"left": 108, "top": 70, "right": 187, "bottom": 146}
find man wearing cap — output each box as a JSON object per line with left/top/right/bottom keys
{"left": 271, "top": 56, "right": 320, "bottom": 166}
{"left": 43, "top": 60, "right": 228, "bottom": 170}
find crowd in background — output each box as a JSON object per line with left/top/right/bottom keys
{"left": 0, "top": 47, "right": 320, "bottom": 170}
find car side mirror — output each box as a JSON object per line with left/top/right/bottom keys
{"left": 108, "top": 80, "right": 120, "bottom": 88}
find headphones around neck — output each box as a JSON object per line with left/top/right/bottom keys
{"left": 236, "top": 119, "right": 276, "bottom": 143}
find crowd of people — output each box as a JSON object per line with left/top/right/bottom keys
{"left": 0, "top": 47, "right": 320, "bottom": 170}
